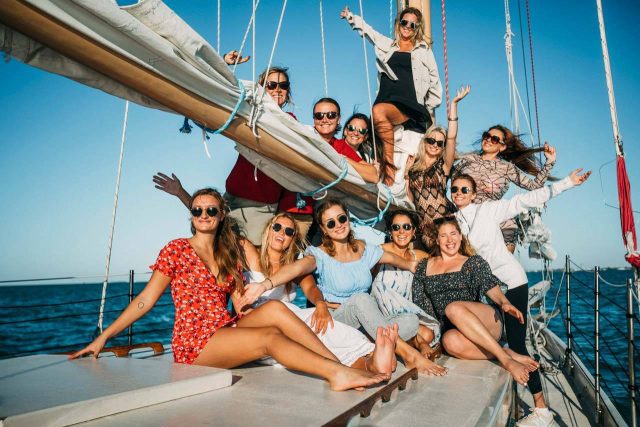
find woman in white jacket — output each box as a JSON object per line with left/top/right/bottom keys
{"left": 450, "top": 168, "right": 591, "bottom": 427}
{"left": 341, "top": 5, "right": 442, "bottom": 185}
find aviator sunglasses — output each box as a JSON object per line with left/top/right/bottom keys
{"left": 325, "top": 214, "right": 349, "bottom": 229}
{"left": 313, "top": 111, "right": 339, "bottom": 120}
{"left": 391, "top": 223, "right": 414, "bottom": 232}
{"left": 265, "top": 80, "right": 290, "bottom": 91}
{"left": 272, "top": 223, "right": 296, "bottom": 237}
{"left": 482, "top": 131, "right": 505, "bottom": 145}
{"left": 346, "top": 124, "right": 368, "bottom": 135}
{"left": 450, "top": 186, "right": 471, "bottom": 194}
{"left": 425, "top": 137, "right": 445, "bottom": 148}
{"left": 191, "top": 207, "right": 219, "bottom": 217}
{"left": 399, "top": 19, "right": 418, "bottom": 30}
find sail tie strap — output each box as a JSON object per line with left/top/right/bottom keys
{"left": 296, "top": 158, "right": 349, "bottom": 209}
{"left": 349, "top": 185, "right": 394, "bottom": 227}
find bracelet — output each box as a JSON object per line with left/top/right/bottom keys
{"left": 448, "top": 117, "right": 458, "bottom": 121}
{"left": 264, "top": 278, "right": 275, "bottom": 290}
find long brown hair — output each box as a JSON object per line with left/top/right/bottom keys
{"left": 259, "top": 213, "right": 306, "bottom": 295}
{"left": 190, "top": 188, "right": 247, "bottom": 293}
{"left": 428, "top": 217, "right": 476, "bottom": 257}
{"left": 258, "top": 66, "right": 292, "bottom": 107}
{"left": 315, "top": 198, "right": 359, "bottom": 257}
{"left": 483, "top": 125, "right": 546, "bottom": 176}
{"left": 394, "top": 7, "right": 430, "bottom": 46}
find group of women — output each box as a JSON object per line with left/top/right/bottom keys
{"left": 72, "top": 6, "right": 593, "bottom": 426}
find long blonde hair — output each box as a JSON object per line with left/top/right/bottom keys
{"left": 410, "top": 127, "right": 447, "bottom": 173}
{"left": 394, "top": 7, "right": 430, "bottom": 46}
{"left": 259, "top": 213, "right": 306, "bottom": 295}
{"left": 190, "top": 188, "right": 247, "bottom": 294}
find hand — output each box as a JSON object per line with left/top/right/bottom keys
{"left": 452, "top": 85, "right": 471, "bottom": 104}
{"left": 340, "top": 6, "right": 350, "bottom": 19}
{"left": 502, "top": 303, "right": 524, "bottom": 324}
{"left": 223, "top": 50, "right": 250, "bottom": 65}
{"left": 569, "top": 168, "right": 592, "bottom": 186}
{"left": 310, "top": 302, "right": 334, "bottom": 335}
{"left": 237, "top": 282, "right": 268, "bottom": 307}
{"left": 69, "top": 336, "right": 107, "bottom": 360}
{"left": 153, "top": 172, "right": 184, "bottom": 197}
{"left": 543, "top": 142, "right": 556, "bottom": 163}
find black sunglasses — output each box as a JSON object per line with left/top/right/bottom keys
{"left": 325, "top": 214, "right": 349, "bottom": 229}
{"left": 265, "top": 80, "right": 290, "bottom": 91}
{"left": 451, "top": 186, "right": 471, "bottom": 194}
{"left": 191, "top": 206, "right": 219, "bottom": 217}
{"left": 425, "top": 137, "right": 445, "bottom": 148}
{"left": 346, "top": 124, "right": 368, "bottom": 135}
{"left": 272, "top": 223, "right": 295, "bottom": 237}
{"left": 482, "top": 131, "right": 505, "bottom": 145}
{"left": 391, "top": 223, "right": 413, "bottom": 232}
{"left": 313, "top": 111, "right": 339, "bottom": 120}
{"left": 400, "top": 19, "right": 418, "bottom": 30}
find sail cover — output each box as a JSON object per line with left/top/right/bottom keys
{"left": 0, "top": 0, "right": 414, "bottom": 221}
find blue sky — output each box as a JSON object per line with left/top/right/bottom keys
{"left": 0, "top": 0, "right": 638, "bottom": 282}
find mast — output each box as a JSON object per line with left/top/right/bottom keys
{"left": 397, "top": 0, "right": 431, "bottom": 45}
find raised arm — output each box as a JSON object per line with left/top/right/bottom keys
{"left": 508, "top": 143, "right": 556, "bottom": 190}
{"left": 70, "top": 272, "right": 171, "bottom": 359}
{"left": 341, "top": 6, "right": 393, "bottom": 49}
{"left": 491, "top": 169, "right": 592, "bottom": 223}
{"left": 237, "top": 255, "right": 318, "bottom": 307}
{"left": 443, "top": 85, "right": 470, "bottom": 176}
{"left": 153, "top": 172, "right": 192, "bottom": 209}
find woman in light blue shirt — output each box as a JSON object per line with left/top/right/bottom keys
{"left": 240, "top": 199, "right": 447, "bottom": 376}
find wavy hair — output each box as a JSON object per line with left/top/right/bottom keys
{"left": 410, "top": 126, "right": 448, "bottom": 173}
{"left": 479, "top": 125, "right": 551, "bottom": 177}
{"left": 189, "top": 188, "right": 247, "bottom": 293}
{"left": 259, "top": 213, "right": 306, "bottom": 295}
{"left": 258, "top": 66, "right": 292, "bottom": 107}
{"left": 428, "top": 216, "right": 476, "bottom": 257}
{"left": 314, "top": 198, "right": 359, "bottom": 257}
{"left": 394, "top": 7, "right": 430, "bottom": 46}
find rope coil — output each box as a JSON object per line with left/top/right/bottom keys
{"left": 296, "top": 158, "right": 349, "bottom": 209}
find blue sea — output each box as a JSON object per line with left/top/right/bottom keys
{"left": 0, "top": 268, "right": 637, "bottom": 423}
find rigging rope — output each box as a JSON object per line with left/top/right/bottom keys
{"left": 516, "top": 0, "right": 534, "bottom": 139}
{"left": 252, "top": 0, "right": 256, "bottom": 83}
{"left": 97, "top": 100, "right": 129, "bottom": 335}
{"left": 357, "top": 0, "right": 378, "bottom": 162}
{"left": 389, "top": 0, "right": 394, "bottom": 37}
{"left": 319, "top": 0, "right": 329, "bottom": 97}
{"left": 440, "top": 0, "right": 450, "bottom": 115}
{"left": 216, "top": 0, "right": 221, "bottom": 53}
{"left": 525, "top": 0, "right": 542, "bottom": 149}
{"left": 232, "top": 0, "right": 261, "bottom": 74}
{"left": 295, "top": 158, "right": 349, "bottom": 209}
{"left": 349, "top": 186, "right": 394, "bottom": 227}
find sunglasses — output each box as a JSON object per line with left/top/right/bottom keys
{"left": 425, "top": 137, "right": 445, "bottom": 148}
{"left": 191, "top": 206, "right": 220, "bottom": 217}
{"left": 451, "top": 186, "right": 471, "bottom": 194}
{"left": 391, "top": 223, "right": 414, "bottom": 232}
{"left": 265, "top": 80, "right": 290, "bottom": 91}
{"left": 325, "top": 214, "right": 349, "bottom": 229}
{"left": 482, "top": 131, "right": 505, "bottom": 145}
{"left": 272, "top": 223, "right": 295, "bottom": 237}
{"left": 313, "top": 111, "right": 339, "bottom": 121}
{"left": 346, "top": 124, "right": 368, "bottom": 135}
{"left": 400, "top": 19, "right": 418, "bottom": 30}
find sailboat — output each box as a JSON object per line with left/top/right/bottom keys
{"left": 0, "top": 0, "right": 637, "bottom": 425}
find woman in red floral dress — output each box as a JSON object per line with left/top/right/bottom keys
{"left": 71, "top": 188, "right": 392, "bottom": 391}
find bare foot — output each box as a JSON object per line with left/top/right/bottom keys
{"left": 504, "top": 348, "right": 539, "bottom": 372}
{"left": 329, "top": 367, "right": 390, "bottom": 391}
{"left": 386, "top": 324, "right": 399, "bottom": 372}
{"left": 405, "top": 351, "right": 448, "bottom": 376}
{"left": 503, "top": 358, "right": 530, "bottom": 385}
{"left": 369, "top": 327, "right": 396, "bottom": 375}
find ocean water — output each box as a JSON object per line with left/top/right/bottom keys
{"left": 0, "top": 268, "right": 637, "bottom": 422}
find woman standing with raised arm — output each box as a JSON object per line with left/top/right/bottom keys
{"left": 239, "top": 199, "right": 447, "bottom": 376}
{"left": 71, "top": 189, "right": 389, "bottom": 391}
{"left": 341, "top": 6, "right": 442, "bottom": 185}
{"left": 408, "top": 85, "right": 469, "bottom": 249}
{"left": 453, "top": 125, "right": 556, "bottom": 252}
{"left": 450, "top": 168, "right": 591, "bottom": 426}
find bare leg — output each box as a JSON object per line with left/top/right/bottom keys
{"left": 397, "top": 338, "right": 447, "bottom": 376}
{"left": 372, "top": 103, "right": 409, "bottom": 185}
{"left": 238, "top": 300, "right": 338, "bottom": 362}
{"left": 368, "top": 324, "right": 398, "bottom": 375}
{"left": 415, "top": 325, "right": 435, "bottom": 357}
{"left": 194, "top": 326, "right": 389, "bottom": 391}
{"left": 443, "top": 301, "right": 530, "bottom": 385}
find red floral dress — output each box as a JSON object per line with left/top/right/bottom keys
{"left": 150, "top": 238, "right": 239, "bottom": 364}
